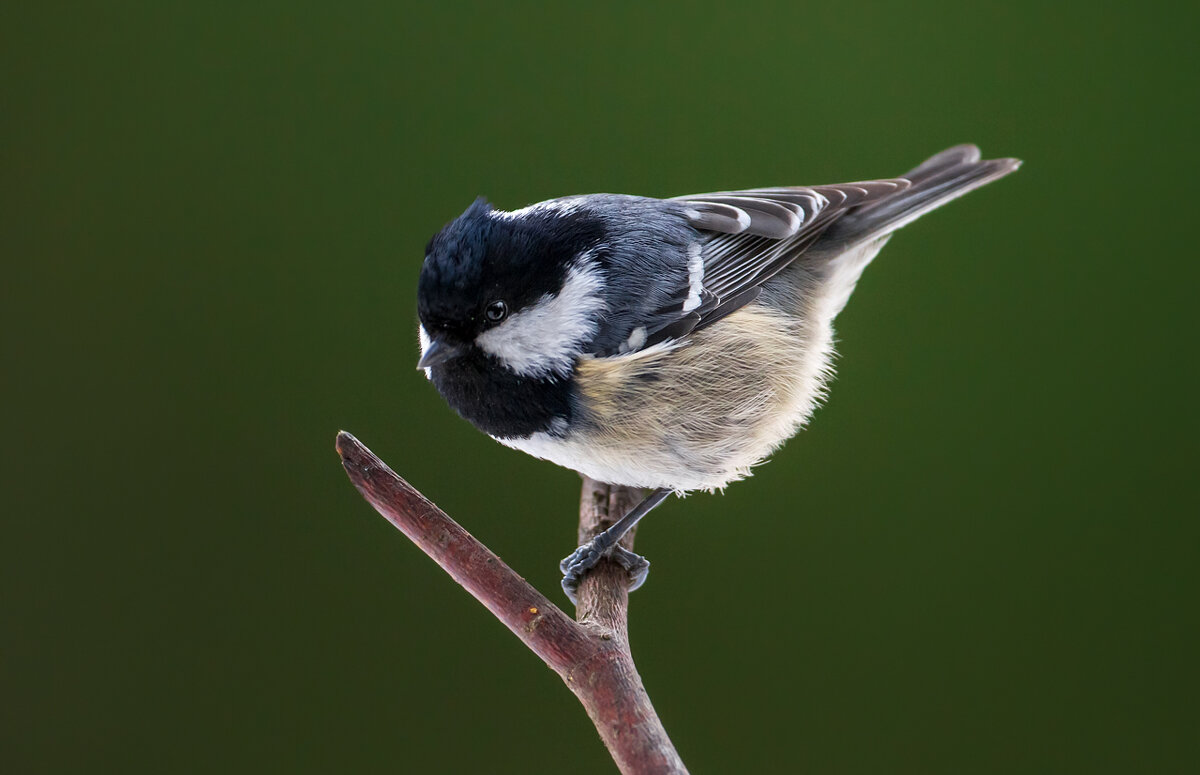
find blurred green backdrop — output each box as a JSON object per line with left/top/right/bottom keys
{"left": 3, "top": 2, "right": 1197, "bottom": 773}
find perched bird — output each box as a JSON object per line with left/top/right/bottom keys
{"left": 416, "top": 145, "right": 1019, "bottom": 601}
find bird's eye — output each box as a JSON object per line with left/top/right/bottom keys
{"left": 485, "top": 300, "right": 508, "bottom": 322}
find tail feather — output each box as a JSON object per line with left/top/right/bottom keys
{"left": 823, "top": 145, "right": 1020, "bottom": 248}
{"left": 902, "top": 143, "right": 982, "bottom": 180}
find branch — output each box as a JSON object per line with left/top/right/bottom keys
{"left": 336, "top": 432, "right": 687, "bottom": 775}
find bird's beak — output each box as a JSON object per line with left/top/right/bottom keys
{"left": 417, "top": 336, "right": 466, "bottom": 370}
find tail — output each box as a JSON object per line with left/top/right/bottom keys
{"left": 822, "top": 144, "right": 1021, "bottom": 248}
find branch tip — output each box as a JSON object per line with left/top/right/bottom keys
{"left": 335, "top": 429, "right": 360, "bottom": 459}
{"left": 335, "top": 430, "right": 688, "bottom": 774}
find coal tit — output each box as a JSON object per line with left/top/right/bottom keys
{"left": 416, "top": 145, "right": 1019, "bottom": 602}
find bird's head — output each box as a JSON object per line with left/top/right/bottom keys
{"left": 417, "top": 198, "right": 608, "bottom": 379}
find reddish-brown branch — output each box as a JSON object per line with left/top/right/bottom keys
{"left": 336, "top": 432, "right": 687, "bottom": 775}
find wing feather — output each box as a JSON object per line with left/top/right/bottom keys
{"left": 623, "top": 147, "right": 1018, "bottom": 352}
{"left": 672, "top": 181, "right": 905, "bottom": 318}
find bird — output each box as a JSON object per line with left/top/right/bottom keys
{"left": 415, "top": 145, "right": 1020, "bottom": 602}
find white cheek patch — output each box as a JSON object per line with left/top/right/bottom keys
{"left": 475, "top": 263, "right": 605, "bottom": 378}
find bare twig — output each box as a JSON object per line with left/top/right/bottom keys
{"left": 337, "top": 432, "right": 687, "bottom": 775}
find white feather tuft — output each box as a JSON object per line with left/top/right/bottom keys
{"left": 417, "top": 324, "right": 433, "bottom": 380}
{"left": 682, "top": 242, "right": 705, "bottom": 313}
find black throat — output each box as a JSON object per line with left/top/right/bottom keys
{"left": 428, "top": 348, "right": 572, "bottom": 438}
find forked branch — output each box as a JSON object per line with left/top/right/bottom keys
{"left": 336, "top": 431, "right": 687, "bottom": 775}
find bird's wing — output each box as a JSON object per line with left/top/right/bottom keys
{"left": 636, "top": 179, "right": 910, "bottom": 348}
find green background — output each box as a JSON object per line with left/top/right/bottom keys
{"left": 4, "top": 3, "right": 1197, "bottom": 773}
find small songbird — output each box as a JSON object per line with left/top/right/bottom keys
{"left": 416, "top": 145, "right": 1019, "bottom": 601}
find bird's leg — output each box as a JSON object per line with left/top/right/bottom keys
{"left": 560, "top": 487, "right": 673, "bottom": 604}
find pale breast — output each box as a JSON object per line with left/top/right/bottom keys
{"left": 497, "top": 298, "right": 830, "bottom": 491}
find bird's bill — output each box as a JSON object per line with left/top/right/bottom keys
{"left": 417, "top": 336, "right": 466, "bottom": 369}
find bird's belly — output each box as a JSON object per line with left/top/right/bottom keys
{"left": 498, "top": 300, "right": 837, "bottom": 491}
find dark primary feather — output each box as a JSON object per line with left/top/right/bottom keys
{"left": 630, "top": 145, "right": 1019, "bottom": 348}
{"left": 631, "top": 180, "right": 903, "bottom": 346}
{"left": 681, "top": 182, "right": 907, "bottom": 295}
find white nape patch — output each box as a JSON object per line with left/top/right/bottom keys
{"left": 681, "top": 242, "right": 704, "bottom": 312}
{"left": 475, "top": 260, "right": 605, "bottom": 378}
{"left": 417, "top": 324, "right": 432, "bottom": 380}
{"left": 489, "top": 197, "right": 585, "bottom": 221}
{"left": 618, "top": 326, "right": 646, "bottom": 354}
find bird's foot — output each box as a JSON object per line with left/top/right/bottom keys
{"left": 560, "top": 542, "right": 650, "bottom": 605}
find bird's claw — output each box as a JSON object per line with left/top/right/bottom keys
{"left": 560, "top": 542, "right": 650, "bottom": 605}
